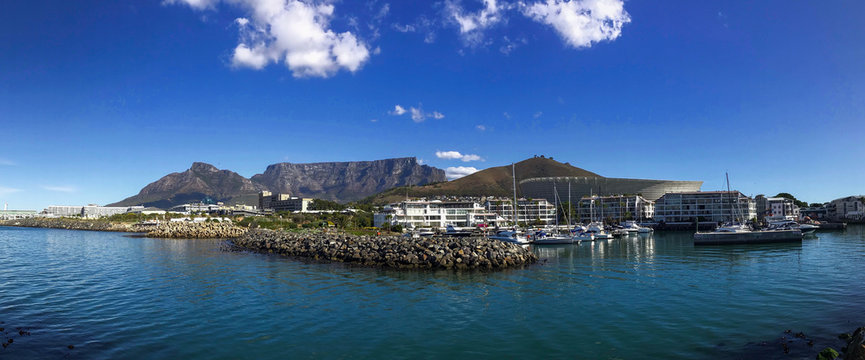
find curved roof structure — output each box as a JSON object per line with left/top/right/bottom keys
{"left": 519, "top": 176, "right": 703, "bottom": 202}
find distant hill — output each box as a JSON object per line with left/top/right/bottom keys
{"left": 110, "top": 158, "right": 446, "bottom": 208}
{"left": 251, "top": 158, "right": 446, "bottom": 203}
{"left": 364, "top": 157, "right": 601, "bottom": 204}
{"left": 109, "top": 162, "right": 265, "bottom": 208}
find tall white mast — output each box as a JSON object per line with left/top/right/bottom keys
{"left": 512, "top": 163, "right": 518, "bottom": 228}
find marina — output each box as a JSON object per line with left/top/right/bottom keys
{"left": 1, "top": 225, "right": 863, "bottom": 358}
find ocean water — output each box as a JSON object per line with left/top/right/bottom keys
{"left": 1, "top": 225, "right": 863, "bottom": 359}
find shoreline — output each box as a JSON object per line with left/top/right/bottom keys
{"left": 0, "top": 218, "right": 246, "bottom": 239}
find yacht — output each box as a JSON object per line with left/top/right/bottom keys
{"left": 586, "top": 222, "right": 613, "bottom": 240}
{"left": 444, "top": 224, "right": 473, "bottom": 237}
{"left": 489, "top": 230, "right": 530, "bottom": 244}
{"left": 767, "top": 219, "right": 817, "bottom": 233}
{"left": 694, "top": 173, "right": 802, "bottom": 245}
{"left": 623, "top": 220, "right": 653, "bottom": 233}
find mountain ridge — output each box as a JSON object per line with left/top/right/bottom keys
{"left": 109, "top": 157, "right": 446, "bottom": 208}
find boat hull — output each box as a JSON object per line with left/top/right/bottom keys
{"left": 693, "top": 229, "right": 803, "bottom": 245}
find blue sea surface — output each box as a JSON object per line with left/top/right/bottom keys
{"left": 1, "top": 225, "right": 864, "bottom": 359}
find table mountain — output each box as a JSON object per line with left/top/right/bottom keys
{"left": 251, "top": 157, "right": 446, "bottom": 202}
{"left": 110, "top": 158, "right": 446, "bottom": 208}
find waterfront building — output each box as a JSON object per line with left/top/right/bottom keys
{"left": 519, "top": 176, "right": 702, "bottom": 203}
{"left": 0, "top": 210, "right": 38, "bottom": 220}
{"left": 169, "top": 203, "right": 223, "bottom": 214}
{"left": 43, "top": 205, "right": 143, "bottom": 218}
{"left": 258, "top": 191, "right": 313, "bottom": 213}
{"left": 44, "top": 205, "right": 85, "bottom": 217}
{"left": 799, "top": 206, "right": 828, "bottom": 221}
{"left": 83, "top": 205, "right": 142, "bottom": 218}
{"left": 827, "top": 196, "right": 865, "bottom": 221}
{"left": 374, "top": 200, "right": 503, "bottom": 229}
{"left": 765, "top": 197, "right": 800, "bottom": 221}
{"left": 653, "top": 191, "right": 757, "bottom": 223}
{"left": 483, "top": 198, "right": 556, "bottom": 225}
{"left": 576, "top": 195, "right": 654, "bottom": 224}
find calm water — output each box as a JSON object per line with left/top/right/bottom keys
{"left": 1, "top": 226, "right": 864, "bottom": 359}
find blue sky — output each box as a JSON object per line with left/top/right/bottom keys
{"left": 1, "top": 0, "right": 863, "bottom": 210}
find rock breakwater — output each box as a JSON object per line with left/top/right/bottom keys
{"left": 146, "top": 222, "right": 247, "bottom": 239}
{"left": 232, "top": 229, "right": 537, "bottom": 270}
{"left": 0, "top": 217, "right": 141, "bottom": 232}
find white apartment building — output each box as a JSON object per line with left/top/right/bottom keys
{"left": 44, "top": 205, "right": 142, "bottom": 218}
{"left": 653, "top": 191, "right": 757, "bottom": 223}
{"left": 765, "top": 197, "right": 800, "bottom": 221}
{"left": 374, "top": 200, "right": 503, "bottom": 229}
{"left": 484, "top": 198, "right": 556, "bottom": 225}
{"left": 576, "top": 195, "right": 654, "bottom": 223}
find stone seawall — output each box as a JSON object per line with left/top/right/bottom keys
{"left": 232, "top": 229, "right": 537, "bottom": 270}
{"left": 0, "top": 217, "right": 142, "bottom": 232}
{"left": 0, "top": 218, "right": 247, "bottom": 239}
{"left": 146, "top": 222, "right": 247, "bottom": 239}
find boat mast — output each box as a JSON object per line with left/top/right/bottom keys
{"left": 512, "top": 163, "right": 518, "bottom": 229}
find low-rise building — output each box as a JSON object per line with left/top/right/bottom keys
{"left": 43, "top": 205, "right": 142, "bottom": 218}
{"left": 764, "top": 197, "right": 800, "bottom": 221}
{"left": 259, "top": 191, "right": 313, "bottom": 213}
{"left": 0, "top": 210, "right": 38, "bottom": 220}
{"left": 827, "top": 196, "right": 865, "bottom": 221}
{"left": 576, "top": 195, "right": 654, "bottom": 224}
{"left": 169, "top": 203, "right": 222, "bottom": 214}
{"left": 653, "top": 191, "right": 757, "bottom": 224}
{"left": 374, "top": 200, "right": 503, "bottom": 229}
{"left": 484, "top": 198, "right": 556, "bottom": 225}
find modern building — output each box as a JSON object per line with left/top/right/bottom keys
{"left": 799, "top": 206, "right": 828, "bottom": 221}
{"left": 0, "top": 210, "right": 38, "bottom": 220}
{"left": 43, "top": 205, "right": 142, "bottom": 218}
{"left": 576, "top": 195, "right": 654, "bottom": 224}
{"left": 519, "top": 176, "right": 702, "bottom": 203}
{"left": 374, "top": 200, "right": 503, "bottom": 229}
{"left": 258, "top": 191, "right": 313, "bottom": 213}
{"left": 764, "top": 197, "right": 800, "bottom": 221}
{"left": 653, "top": 191, "right": 757, "bottom": 224}
{"left": 484, "top": 198, "right": 557, "bottom": 225}
{"left": 83, "top": 205, "right": 142, "bottom": 218}
{"left": 169, "top": 203, "right": 223, "bottom": 214}
{"left": 827, "top": 196, "right": 865, "bottom": 221}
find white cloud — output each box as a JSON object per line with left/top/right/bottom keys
{"left": 410, "top": 107, "right": 425, "bottom": 122}
{"left": 446, "top": 166, "right": 479, "bottom": 180}
{"left": 163, "top": 0, "right": 219, "bottom": 10}
{"left": 533, "top": 111, "right": 543, "bottom": 118}
{"left": 436, "top": 151, "right": 483, "bottom": 162}
{"left": 0, "top": 158, "right": 15, "bottom": 166}
{"left": 476, "top": 124, "right": 486, "bottom": 131}
{"left": 521, "top": 0, "right": 630, "bottom": 49}
{"left": 389, "top": 104, "right": 443, "bottom": 123}
{"left": 0, "top": 186, "right": 22, "bottom": 196}
{"left": 42, "top": 185, "right": 77, "bottom": 193}
{"left": 447, "top": 0, "right": 505, "bottom": 44}
{"left": 170, "top": 0, "right": 371, "bottom": 78}
{"left": 503, "top": 112, "right": 511, "bottom": 119}
{"left": 393, "top": 23, "right": 416, "bottom": 32}
{"left": 370, "top": 118, "right": 378, "bottom": 123}
{"left": 389, "top": 105, "right": 407, "bottom": 115}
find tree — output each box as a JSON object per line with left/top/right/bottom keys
{"left": 774, "top": 193, "right": 808, "bottom": 208}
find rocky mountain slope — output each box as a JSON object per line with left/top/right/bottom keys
{"left": 110, "top": 158, "right": 446, "bottom": 208}
{"left": 251, "top": 158, "right": 445, "bottom": 202}
{"left": 364, "top": 157, "right": 601, "bottom": 204}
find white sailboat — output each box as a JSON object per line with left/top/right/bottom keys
{"left": 490, "top": 163, "right": 529, "bottom": 244}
